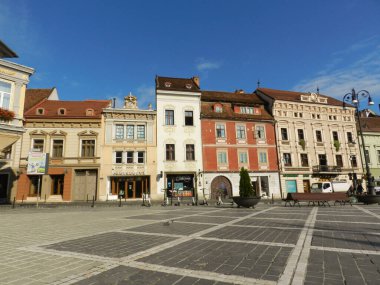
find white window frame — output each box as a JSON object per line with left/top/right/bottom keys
{"left": 137, "top": 125, "right": 145, "bottom": 140}
{"left": 216, "top": 123, "right": 226, "bottom": 138}
{"left": 126, "top": 125, "right": 134, "bottom": 140}
{"left": 115, "top": 151, "right": 123, "bottom": 164}
{"left": 217, "top": 150, "right": 228, "bottom": 165}
{"left": 115, "top": 124, "right": 125, "bottom": 140}
{"left": 255, "top": 125, "right": 266, "bottom": 140}
{"left": 0, "top": 80, "right": 12, "bottom": 110}
{"left": 31, "top": 138, "right": 45, "bottom": 152}
{"left": 80, "top": 139, "right": 96, "bottom": 158}
{"left": 51, "top": 138, "right": 64, "bottom": 158}
{"left": 236, "top": 125, "right": 246, "bottom": 139}
{"left": 137, "top": 151, "right": 145, "bottom": 164}
{"left": 258, "top": 151, "right": 268, "bottom": 164}
{"left": 238, "top": 151, "right": 248, "bottom": 164}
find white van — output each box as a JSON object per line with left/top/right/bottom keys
{"left": 311, "top": 181, "right": 351, "bottom": 193}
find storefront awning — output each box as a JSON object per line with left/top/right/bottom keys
{"left": 0, "top": 133, "right": 20, "bottom": 151}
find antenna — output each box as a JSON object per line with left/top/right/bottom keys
{"left": 317, "top": 86, "right": 320, "bottom": 94}
{"left": 257, "top": 79, "right": 260, "bottom": 88}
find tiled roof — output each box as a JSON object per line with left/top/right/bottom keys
{"left": 156, "top": 76, "right": 200, "bottom": 92}
{"left": 200, "top": 90, "right": 273, "bottom": 121}
{"left": 360, "top": 117, "right": 380, "bottom": 132}
{"left": 256, "top": 88, "right": 345, "bottom": 107}
{"left": 0, "top": 40, "right": 18, "bottom": 58}
{"left": 24, "top": 88, "right": 55, "bottom": 112}
{"left": 24, "top": 99, "right": 111, "bottom": 119}
{"left": 202, "top": 90, "right": 264, "bottom": 104}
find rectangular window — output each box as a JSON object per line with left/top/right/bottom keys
{"left": 336, "top": 155, "right": 343, "bottom": 167}
{"left": 300, "top": 153, "right": 309, "bottom": 167}
{"left": 377, "top": 150, "right": 380, "bottom": 164}
{"left": 126, "top": 125, "right": 134, "bottom": 139}
{"left": 186, "top": 144, "right": 195, "bottom": 160}
{"left": 185, "top": 111, "right": 193, "bottom": 126}
{"left": 165, "top": 110, "right": 174, "bottom": 125}
{"left": 217, "top": 151, "right": 227, "bottom": 164}
{"left": 115, "top": 125, "right": 124, "bottom": 139}
{"left": 351, "top": 155, "right": 358, "bottom": 168}
{"left": 241, "top": 107, "right": 254, "bottom": 114}
{"left": 283, "top": 153, "right": 292, "bottom": 166}
{"left": 239, "top": 152, "right": 248, "bottom": 164}
{"left": 0, "top": 80, "right": 11, "bottom": 110}
{"left": 259, "top": 152, "right": 268, "bottom": 164}
{"left": 216, "top": 124, "right": 226, "bottom": 138}
{"left": 255, "top": 126, "right": 265, "bottom": 139}
{"left": 166, "top": 144, "right": 175, "bottom": 161}
{"left": 32, "top": 139, "right": 44, "bottom": 152}
{"left": 332, "top": 131, "right": 339, "bottom": 142}
{"left": 347, "top": 132, "right": 354, "bottom": 143}
{"left": 281, "top": 128, "right": 288, "bottom": 140}
{"left": 236, "top": 125, "right": 246, "bottom": 139}
{"left": 115, "top": 151, "right": 123, "bottom": 163}
{"left": 81, "top": 140, "right": 95, "bottom": 157}
{"left": 126, "top": 151, "right": 134, "bottom": 163}
{"left": 365, "top": 149, "right": 370, "bottom": 163}
{"left": 52, "top": 139, "right": 63, "bottom": 158}
{"left": 297, "top": 129, "right": 304, "bottom": 140}
{"left": 137, "top": 151, "right": 145, "bottom": 163}
{"left": 137, "top": 125, "right": 145, "bottom": 139}
{"left": 316, "top": 130, "right": 322, "bottom": 142}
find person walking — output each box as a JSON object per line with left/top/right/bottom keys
{"left": 357, "top": 184, "right": 364, "bottom": 195}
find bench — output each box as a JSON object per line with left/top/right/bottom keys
{"left": 283, "top": 192, "right": 352, "bottom": 207}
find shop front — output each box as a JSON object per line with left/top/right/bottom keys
{"left": 166, "top": 174, "right": 194, "bottom": 198}
{"left": 110, "top": 176, "right": 150, "bottom": 199}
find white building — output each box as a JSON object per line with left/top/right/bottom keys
{"left": 156, "top": 76, "right": 203, "bottom": 203}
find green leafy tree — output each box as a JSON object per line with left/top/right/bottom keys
{"left": 239, "top": 167, "right": 254, "bottom": 197}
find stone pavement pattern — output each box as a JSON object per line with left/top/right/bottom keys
{"left": 0, "top": 204, "right": 379, "bottom": 284}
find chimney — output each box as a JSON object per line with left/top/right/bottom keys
{"left": 193, "top": 76, "right": 200, "bottom": 88}
{"left": 235, "top": 89, "right": 244, "bottom": 94}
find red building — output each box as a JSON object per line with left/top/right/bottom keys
{"left": 200, "top": 90, "right": 281, "bottom": 199}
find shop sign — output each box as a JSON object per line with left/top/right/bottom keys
{"left": 27, "top": 152, "right": 49, "bottom": 175}
{"left": 283, "top": 174, "right": 298, "bottom": 177}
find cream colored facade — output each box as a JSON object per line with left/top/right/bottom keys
{"left": 0, "top": 59, "right": 34, "bottom": 202}
{"left": 257, "top": 91, "right": 363, "bottom": 195}
{"left": 100, "top": 95, "right": 157, "bottom": 201}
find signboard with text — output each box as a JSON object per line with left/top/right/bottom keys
{"left": 27, "top": 152, "right": 49, "bottom": 175}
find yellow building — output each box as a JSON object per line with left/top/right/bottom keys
{"left": 0, "top": 41, "right": 34, "bottom": 203}
{"left": 99, "top": 94, "right": 157, "bottom": 201}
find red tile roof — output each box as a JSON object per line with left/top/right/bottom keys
{"left": 256, "top": 87, "right": 345, "bottom": 107}
{"left": 201, "top": 90, "right": 273, "bottom": 121}
{"left": 360, "top": 117, "right": 380, "bottom": 132}
{"left": 24, "top": 88, "right": 55, "bottom": 112}
{"left": 24, "top": 99, "right": 111, "bottom": 119}
{"left": 156, "top": 76, "right": 200, "bottom": 92}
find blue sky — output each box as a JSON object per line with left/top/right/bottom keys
{"left": 1, "top": 0, "right": 380, "bottom": 111}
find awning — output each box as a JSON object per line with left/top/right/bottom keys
{"left": 0, "top": 133, "right": 20, "bottom": 151}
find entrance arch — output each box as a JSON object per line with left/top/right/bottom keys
{"left": 210, "top": 176, "right": 232, "bottom": 199}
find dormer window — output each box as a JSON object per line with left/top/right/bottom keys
{"left": 164, "top": 82, "right": 172, "bottom": 88}
{"left": 58, "top": 108, "right": 66, "bottom": 115}
{"left": 185, "top": 84, "right": 192, "bottom": 89}
{"left": 86, "top": 109, "right": 94, "bottom": 116}
{"left": 36, "top": 108, "right": 44, "bottom": 115}
{"left": 214, "top": 104, "right": 222, "bottom": 113}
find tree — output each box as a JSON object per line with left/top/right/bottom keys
{"left": 239, "top": 167, "right": 254, "bottom": 197}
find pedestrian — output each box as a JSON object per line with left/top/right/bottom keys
{"left": 357, "top": 184, "right": 363, "bottom": 195}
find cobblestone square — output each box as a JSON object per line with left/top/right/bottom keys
{"left": 0, "top": 204, "right": 379, "bottom": 284}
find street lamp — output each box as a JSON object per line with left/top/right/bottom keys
{"left": 343, "top": 89, "right": 375, "bottom": 195}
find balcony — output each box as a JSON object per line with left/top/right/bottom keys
{"left": 312, "top": 165, "right": 342, "bottom": 173}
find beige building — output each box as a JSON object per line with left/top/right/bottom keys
{"left": 256, "top": 88, "right": 363, "bottom": 195}
{"left": 17, "top": 95, "right": 110, "bottom": 202}
{"left": 100, "top": 94, "right": 157, "bottom": 201}
{"left": 0, "top": 41, "right": 34, "bottom": 203}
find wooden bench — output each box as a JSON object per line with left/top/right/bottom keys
{"left": 283, "top": 192, "right": 352, "bottom": 207}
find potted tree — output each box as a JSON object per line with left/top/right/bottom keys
{"left": 333, "top": 140, "right": 340, "bottom": 151}
{"left": 232, "top": 167, "right": 261, "bottom": 208}
{"left": 299, "top": 139, "right": 306, "bottom": 150}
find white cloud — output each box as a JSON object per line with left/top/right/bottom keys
{"left": 196, "top": 58, "right": 221, "bottom": 71}
{"left": 293, "top": 40, "right": 380, "bottom": 109}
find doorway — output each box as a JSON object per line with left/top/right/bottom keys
{"left": 51, "top": 175, "right": 64, "bottom": 195}
{"left": 303, "top": 180, "right": 310, "bottom": 193}
{"left": 0, "top": 174, "right": 9, "bottom": 200}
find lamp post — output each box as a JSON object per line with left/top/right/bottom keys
{"left": 343, "top": 89, "right": 375, "bottom": 195}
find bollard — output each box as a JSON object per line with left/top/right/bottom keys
{"left": 12, "top": 197, "right": 16, "bottom": 209}
{"left": 91, "top": 196, "right": 95, "bottom": 208}
{"left": 119, "top": 197, "right": 122, "bottom": 207}
{"left": 272, "top": 193, "right": 274, "bottom": 204}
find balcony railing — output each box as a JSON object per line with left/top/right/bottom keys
{"left": 312, "top": 165, "right": 342, "bottom": 173}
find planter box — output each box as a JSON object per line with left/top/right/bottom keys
{"left": 232, "top": 196, "right": 261, "bottom": 208}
